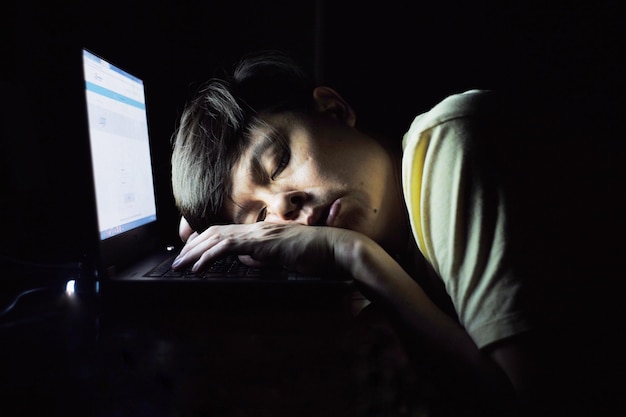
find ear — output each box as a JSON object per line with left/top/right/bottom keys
{"left": 312, "top": 86, "right": 356, "bottom": 127}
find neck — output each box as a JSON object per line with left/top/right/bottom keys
{"left": 380, "top": 140, "right": 413, "bottom": 257}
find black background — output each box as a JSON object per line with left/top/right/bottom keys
{"left": 3, "top": 0, "right": 625, "bottom": 262}
{"left": 2, "top": 2, "right": 626, "bottom": 416}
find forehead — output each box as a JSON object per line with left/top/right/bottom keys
{"left": 245, "top": 113, "right": 291, "bottom": 152}
{"left": 238, "top": 111, "right": 310, "bottom": 164}
{"left": 239, "top": 117, "right": 288, "bottom": 171}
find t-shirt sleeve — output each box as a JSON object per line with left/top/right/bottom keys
{"left": 402, "top": 90, "right": 532, "bottom": 349}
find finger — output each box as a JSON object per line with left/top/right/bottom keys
{"left": 173, "top": 231, "right": 224, "bottom": 269}
{"left": 178, "top": 227, "right": 222, "bottom": 257}
{"left": 191, "top": 237, "right": 241, "bottom": 272}
{"left": 237, "top": 254, "right": 266, "bottom": 268}
{"left": 185, "top": 231, "right": 199, "bottom": 244}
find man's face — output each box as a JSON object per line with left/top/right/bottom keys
{"left": 225, "top": 111, "right": 400, "bottom": 244}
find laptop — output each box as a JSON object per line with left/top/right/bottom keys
{"left": 81, "top": 48, "right": 352, "bottom": 304}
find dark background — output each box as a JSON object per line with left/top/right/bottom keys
{"left": 2, "top": 0, "right": 625, "bottom": 263}
{"left": 1, "top": 2, "right": 625, "bottom": 416}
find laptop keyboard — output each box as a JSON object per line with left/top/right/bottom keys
{"left": 144, "top": 255, "right": 264, "bottom": 279}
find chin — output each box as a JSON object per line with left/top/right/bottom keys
{"left": 337, "top": 216, "right": 375, "bottom": 238}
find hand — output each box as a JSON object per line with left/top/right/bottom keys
{"left": 171, "top": 222, "right": 356, "bottom": 275}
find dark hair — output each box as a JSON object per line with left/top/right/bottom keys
{"left": 171, "top": 51, "right": 316, "bottom": 232}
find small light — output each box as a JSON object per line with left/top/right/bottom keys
{"left": 65, "top": 280, "right": 76, "bottom": 296}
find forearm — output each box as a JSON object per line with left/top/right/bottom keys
{"left": 337, "top": 236, "right": 519, "bottom": 413}
{"left": 339, "top": 236, "right": 476, "bottom": 353}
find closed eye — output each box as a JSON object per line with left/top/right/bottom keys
{"left": 256, "top": 207, "right": 267, "bottom": 222}
{"left": 271, "top": 149, "right": 290, "bottom": 181}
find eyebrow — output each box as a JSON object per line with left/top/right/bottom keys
{"left": 231, "top": 131, "right": 279, "bottom": 223}
{"left": 247, "top": 140, "right": 272, "bottom": 185}
{"left": 233, "top": 200, "right": 257, "bottom": 224}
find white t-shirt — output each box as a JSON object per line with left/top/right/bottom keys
{"left": 402, "top": 90, "right": 532, "bottom": 349}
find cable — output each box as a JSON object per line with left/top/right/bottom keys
{"left": 0, "top": 253, "right": 88, "bottom": 319}
{"left": 0, "top": 253, "right": 83, "bottom": 273}
{"left": 0, "top": 254, "right": 96, "bottom": 298}
{"left": 0, "top": 287, "right": 50, "bottom": 317}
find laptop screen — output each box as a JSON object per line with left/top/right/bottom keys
{"left": 82, "top": 49, "right": 157, "bottom": 241}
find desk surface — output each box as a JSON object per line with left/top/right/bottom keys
{"left": 0, "top": 276, "right": 423, "bottom": 417}
{"left": 2, "top": 267, "right": 625, "bottom": 417}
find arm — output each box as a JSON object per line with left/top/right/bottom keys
{"left": 172, "top": 221, "right": 521, "bottom": 415}
{"left": 339, "top": 236, "right": 521, "bottom": 415}
{"left": 401, "top": 91, "right": 541, "bottom": 414}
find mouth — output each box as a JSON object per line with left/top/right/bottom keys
{"left": 324, "top": 199, "right": 341, "bottom": 227}
{"left": 309, "top": 199, "right": 340, "bottom": 227}
{"left": 315, "top": 206, "right": 330, "bottom": 226}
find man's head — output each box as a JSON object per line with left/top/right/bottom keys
{"left": 171, "top": 51, "right": 316, "bottom": 232}
{"left": 172, "top": 52, "right": 405, "bottom": 247}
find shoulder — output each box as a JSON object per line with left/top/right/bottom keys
{"left": 406, "top": 89, "right": 498, "bottom": 137}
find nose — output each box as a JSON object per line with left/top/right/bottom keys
{"left": 266, "top": 190, "right": 308, "bottom": 223}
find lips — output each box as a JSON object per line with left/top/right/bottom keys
{"left": 308, "top": 199, "right": 341, "bottom": 227}
{"left": 325, "top": 199, "right": 341, "bottom": 227}
{"left": 308, "top": 206, "right": 328, "bottom": 226}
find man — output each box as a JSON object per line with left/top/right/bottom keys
{"left": 169, "top": 51, "right": 602, "bottom": 416}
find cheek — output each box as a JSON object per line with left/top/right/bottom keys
{"left": 293, "top": 143, "right": 362, "bottom": 189}
{"left": 316, "top": 150, "right": 353, "bottom": 179}
{"left": 290, "top": 153, "right": 328, "bottom": 183}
